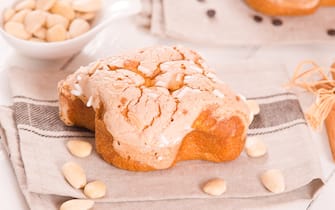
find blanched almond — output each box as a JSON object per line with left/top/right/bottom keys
{"left": 15, "top": 0, "right": 36, "bottom": 11}
{"left": 246, "top": 100, "right": 260, "bottom": 115}
{"left": 66, "top": 31, "right": 72, "bottom": 40}
{"left": 36, "top": 0, "right": 56, "bottom": 11}
{"left": 61, "top": 162, "right": 87, "bottom": 189}
{"left": 72, "top": 0, "right": 102, "bottom": 12}
{"left": 66, "top": 140, "right": 92, "bottom": 158}
{"left": 46, "top": 13, "right": 69, "bottom": 29}
{"left": 46, "top": 24, "right": 66, "bottom": 42}
{"left": 76, "top": 12, "right": 96, "bottom": 21}
{"left": 3, "top": 8, "right": 15, "bottom": 22}
{"left": 33, "top": 27, "right": 46, "bottom": 39}
{"left": 249, "top": 112, "right": 254, "bottom": 125}
{"left": 202, "top": 178, "right": 227, "bottom": 196}
{"left": 68, "top": 18, "right": 90, "bottom": 38}
{"left": 4, "top": 21, "right": 32, "bottom": 40}
{"left": 29, "top": 37, "right": 45, "bottom": 42}
{"left": 10, "top": 9, "right": 31, "bottom": 23}
{"left": 61, "top": 0, "right": 74, "bottom": 4}
{"left": 60, "top": 199, "right": 94, "bottom": 210}
{"left": 51, "top": 1, "right": 75, "bottom": 20}
{"left": 245, "top": 136, "right": 267, "bottom": 158}
{"left": 260, "top": 169, "right": 285, "bottom": 193}
{"left": 84, "top": 180, "right": 107, "bottom": 199}
{"left": 24, "top": 10, "right": 46, "bottom": 34}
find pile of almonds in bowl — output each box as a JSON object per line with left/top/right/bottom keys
{"left": 2, "top": 0, "right": 102, "bottom": 42}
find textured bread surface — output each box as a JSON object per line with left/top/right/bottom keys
{"left": 58, "top": 46, "right": 250, "bottom": 171}
{"left": 245, "top": 0, "right": 335, "bottom": 16}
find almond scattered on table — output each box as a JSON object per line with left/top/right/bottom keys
{"left": 66, "top": 140, "right": 92, "bottom": 158}
{"left": 59, "top": 199, "right": 94, "bottom": 210}
{"left": 60, "top": 140, "right": 106, "bottom": 210}
{"left": 84, "top": 180, "right": 107, "bottom": 199}
{"left": 62, "top": 161, "right": 87, "bottom": 189}
{"left": 245, "top": 136, "right": 267, "bottom": 158}
{"left": 202, "top": 178, "right": 227, "bottom": 196}
{"left": 246, "top": 100, "right": 260, "bottom": 116}
{"left": 260, "top": 169, "right": 285, "bottom": 193}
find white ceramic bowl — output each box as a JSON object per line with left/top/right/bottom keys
{"left": 0, "top": 0, "right": 141, "bottom": 59}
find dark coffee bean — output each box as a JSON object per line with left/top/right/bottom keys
{"left": 272, "top": 18, "right": 283, "bottom": 26}
{"left": 253, "top": 15, "right": 263, "bottom": 23}
{"left": 327, "top": 29, "right": 335, "bottom": 36}
{"left": 206, "top": 9, "right": 216, "bottom": 18}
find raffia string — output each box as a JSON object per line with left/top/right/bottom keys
{"left": 287, "top": 60, "right": 335, "bottom": 130}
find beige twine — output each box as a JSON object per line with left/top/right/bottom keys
{"left": 287, "top": 60, "right": 335, "bottom": 130}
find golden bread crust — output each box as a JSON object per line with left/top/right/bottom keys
{"left": 245, "top": 0, "right": 321, "bottom": 16}
{"left": 59, "top": 93, "right": 246, "bottom": 171}
{"left": 58, "top": 82, "right": 95, "bottom": 131}
{"left": 58, "top": 46, "right": 249, "bottom": 171}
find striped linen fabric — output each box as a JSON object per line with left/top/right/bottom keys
{"left": 0, "top": 63, "right": 324, "bottom": 210}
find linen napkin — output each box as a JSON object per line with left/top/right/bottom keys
{"left": 138, "top": 0, "right": 335, "bottom": 45}
{"left": 0, "top": 61, "right": 324, "bottom": 210}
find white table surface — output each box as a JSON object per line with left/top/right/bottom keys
{"left": 1, "top": 17, "right": 335, "bottom": 210}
